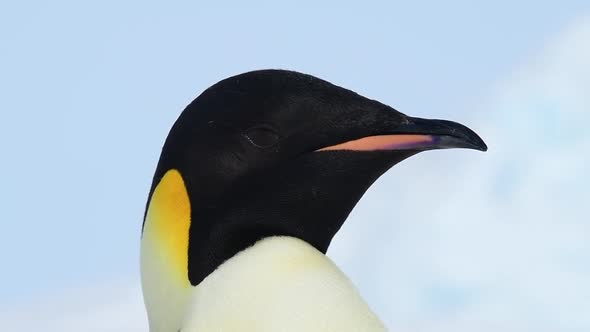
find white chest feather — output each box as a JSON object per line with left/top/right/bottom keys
{"left": 178, "top": 236, "right": 386, "bottom": 332}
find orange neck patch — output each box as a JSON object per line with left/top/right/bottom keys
{"left": 142, "top": 169, "right": 192, "bottom": 282}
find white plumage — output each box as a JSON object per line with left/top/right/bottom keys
{"left": 178, "top": 236, "right": 386, "bottom": 332}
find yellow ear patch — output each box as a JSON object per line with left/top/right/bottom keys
{"left": 142, "top": 169, "right": 191, "bottom": 282}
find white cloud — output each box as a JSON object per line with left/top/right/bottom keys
{"left": 5, "top": 15, "right": 590, "bottom": 332}
{"left": 331, "top": 14, "right": 590, "bottom": 331}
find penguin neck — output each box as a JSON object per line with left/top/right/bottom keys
{"left": 180, "top": 236, "right": 386, "bottom": 332}
{"left": 140, "top": 169, "right": 193, "bottom": 332}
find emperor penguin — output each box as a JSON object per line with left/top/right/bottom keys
{"left": 140, "top": 69, "right": 487, "bottom": 332}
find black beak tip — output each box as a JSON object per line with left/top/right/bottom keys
{"left": 474, "top": 137, "right": 488, "bottom": 152}
{"left": 439, "top": 121, "right": 488, "bottom": 152}
{"left": 460, "top": 125, "right": 488, "bottom": 152}
{"left": 403, "top": 117, "right": 488, "bottom": 152}
{"left": 459, "top": 130, "right": 488, "bottom": 152}
{"left": 434, "top": 119, "right": 488, "bottom": 152}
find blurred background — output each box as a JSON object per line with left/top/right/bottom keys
{"left": 1, "top": 1, "right": 589, "bottom": 331}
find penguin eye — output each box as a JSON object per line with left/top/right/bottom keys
{"left": 244, "top": 126, "right": 280, "bottom": 148}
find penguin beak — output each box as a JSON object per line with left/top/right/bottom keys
{"left": 318, "top": 116, "right": 487, "bottom": 152}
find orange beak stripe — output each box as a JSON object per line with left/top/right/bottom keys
{"left": 317, "top": 134, "right": 436, "bottom": 151}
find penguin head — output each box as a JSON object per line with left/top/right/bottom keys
{"left": 140, "top": 69, "right": 486, "bottom": 328}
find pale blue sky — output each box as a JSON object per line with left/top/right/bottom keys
{"left": 1, "top": 1, "right": 589, "bottom": 331}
